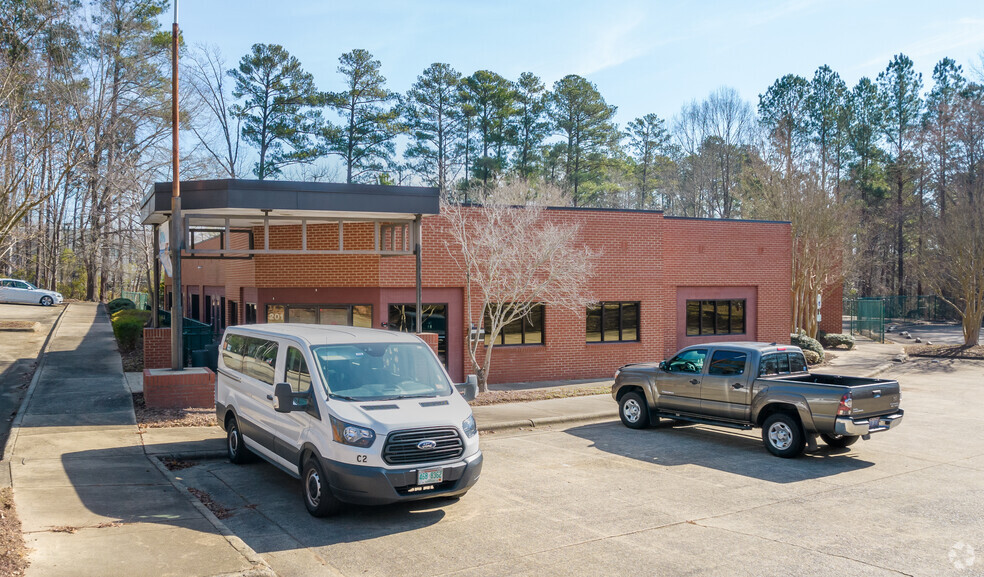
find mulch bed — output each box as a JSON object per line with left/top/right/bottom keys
{"left": 905, "top": 344, "right": 984, "bottom": 359}
{"left": 0, "top": 488, "right": 28, "bottom": 577}
{"left": 120, "top": 343, "right": 143, "bottom": 372}
{"left": 132, "top": 393, "right": 216, "bottom": 429}
{"left": 469, "top": 385, "right": 611, "bottom": 406}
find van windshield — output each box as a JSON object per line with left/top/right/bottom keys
{"left": 311, "top": 342, "right": 453, "bottom": 401}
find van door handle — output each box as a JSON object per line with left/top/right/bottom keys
{"left": 266, "top": 394, "right": 273, "bottom": 401}
{"left": 690, "top": 379, "right": 700, "bottom": 385}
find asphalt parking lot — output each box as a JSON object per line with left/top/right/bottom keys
{"left": 0, "top": 302, "right": 63, "bottom": 455}
{"left": 173, "top": 359, "right": 984, "bottom": 577}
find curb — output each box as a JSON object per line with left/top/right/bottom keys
{"left": 1, "top": 304, "right": 69, "bottom": 472}
{"left": 477, "top": 410, "right": 618, "bottom": 433}
{"left": 147, "top": 455, "right": 276, "bottom": 577}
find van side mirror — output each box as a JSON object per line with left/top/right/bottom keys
{"left": 455, "top": 375, "right": 478, "bottom": 401}
{"left": 274, "top": 382, "right": 295, "bottom": 413}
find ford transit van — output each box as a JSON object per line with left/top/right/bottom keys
{"left": 215, "top": 324, "right": 482, "bottom": 516}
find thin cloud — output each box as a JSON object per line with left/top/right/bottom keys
{"left": 852, "top": 18, "right": 984, "bottom": 73}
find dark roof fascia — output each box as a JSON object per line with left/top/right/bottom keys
{"left": 453, "top": 201, "right": 664, "bottom": 215}
{"left": 662, "top": 215, "right": 791, "bottom": 225}
{"left": 142, "top": 179, "right": 440, "bottom": 224}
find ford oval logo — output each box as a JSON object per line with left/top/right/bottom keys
{"left": 417, "top": 440, "right": 438, "bottom": 451}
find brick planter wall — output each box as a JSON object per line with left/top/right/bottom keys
{"left": 143, "top": 328, "right": 171, "bottom": 369}
{"left": 143, "top": 367, "right": 215, "bottom": 408}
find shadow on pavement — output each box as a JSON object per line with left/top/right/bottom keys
{"left": 565, "top": 420, "right": 874, "bottom": 484}
{"left": 60, "top": 439, "right": 446, "bottom": 549}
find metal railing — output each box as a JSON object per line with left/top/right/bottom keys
{"left": 158, "top": 309, "right": 216, "bottom": 366}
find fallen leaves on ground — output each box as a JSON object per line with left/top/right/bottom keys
{"left": 0, "top": 488, "right": 28, "bottom": 577}
{"left": 469, "top": 385, "right": 611, "bottom": 406}
{"left": 133, "top": 393, "right": 217, "bottom": 429}
{"left": 187, "top": 488, "right": 233, "bottom": 519}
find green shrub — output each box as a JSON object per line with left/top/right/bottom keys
{"left": 111, "top": 309, "right": 151, "bottom": 351}
{"left": 107, "top": 298, "right": 136, "bottom": 314}
{"left": 791, "top": 331, "right": 824, "bottom": 361}
{"left": 818, "top": 331, "right": 855, "bottom": 350}
{"left": 803, "top": 349, "right": 822, "bottom": 365}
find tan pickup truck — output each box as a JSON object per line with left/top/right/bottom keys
{"left": 611, "top": 342, "right": 903, "bottom": 457}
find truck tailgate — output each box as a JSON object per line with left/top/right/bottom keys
{"left": 848, "top": 381, "right": 901, "bottom": 417}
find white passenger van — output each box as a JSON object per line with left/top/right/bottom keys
{"left": 215, "top": 323, "right": 482, "bottom": 516}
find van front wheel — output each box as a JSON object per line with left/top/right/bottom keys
{"left": 302, "top": 458, "right": 342, "bottom": 517}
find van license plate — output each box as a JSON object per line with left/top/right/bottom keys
{"left": 418, "top": 468, "right": 443, "bottom": 485}
{"left": 869, "top": 417, "right": 881, "bottom": 430}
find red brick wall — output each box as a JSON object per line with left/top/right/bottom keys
{"left": 144, "top": 328, "right": 171, "bottom": 369}
{"left": 819, "top": 282, "right": 844, "bottom": 334}
{"left": 163, "top": 207, "right": 794, "bottom": 385}
{"left": 143, "top": 368, "right": 215, "bottom": 408}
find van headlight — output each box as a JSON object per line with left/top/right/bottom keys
{"left": 462, "top": 414, "right": 477, "bottom": 438}
{"left": 330, "top": 415, "right": 376, "bottom": 447}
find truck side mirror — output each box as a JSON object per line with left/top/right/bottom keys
{"left": 658, "top": 361, "right": 668, "bottom": 371}
{"left": 274, "top": 382, "right": 294, "bottom": 413}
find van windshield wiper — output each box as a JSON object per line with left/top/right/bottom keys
{"left": 379, "top": 394, "right": 437, "bottom": 400}
{"left": 328, "top": 393, "right": 361, "bottom": 402}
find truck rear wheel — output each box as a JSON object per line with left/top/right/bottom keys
{"left": 820, "top": 433, "right": 860, "bottom": 448}
{"left": 619, "top": 392, "right": 650, "bottom": 429}
{"left": 762, "top": 413, "right": 805, "bottom": 458}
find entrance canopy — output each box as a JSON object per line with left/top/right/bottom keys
{"left": 141, "top": 179, "right": 440, "bottom": 258}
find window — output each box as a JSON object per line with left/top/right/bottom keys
{"left": 665, "top": 349, "right": 707, "bottom": 373}
{"left": 229, "top": 301, "right": 238, "bottom": 327}
{"left": 204, "top": 295, "right": 213, "bottom": 324}
{"left": 191, "top": 293, "right": 200, "bottom": 320}
{"left": 312, "top": 343, "right": 452, "bottom": 401}
{"left": 285, "top": 347, "right": 312, "bottom": 393}
{"left": 586, "top": 302, "right": 639, "bottom": 342}
{"left": 686, "top": 299, "right": 745, "bottom": 336}
{"left": 221, "top": 333, "right": 246, "bottom": 372}
{"left": 245, "top": 303, "right": 257, "bottom": 324}
{"left": 388, "top": 304, "right": 448, "bottom": 367}
{"left": 708, "top": 350, "right": 747, "bottom": 376}
{"left": 242, "top": 337, "right": 278, "bottom": 385}
{"left": 760, "top": 352, "right": 808, "bottom": 376}
{"left": 265, "top": 304, "right": 372, "bottom": 326}
{"left": 484, "top": 304, "right": 544, "bottom": 346}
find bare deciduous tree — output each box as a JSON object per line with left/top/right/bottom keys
{"left": 925, "top": 197, "right": 984, "bottom": 345}
{"left": 442, "top": 182, "right": 595, "bottom": 391}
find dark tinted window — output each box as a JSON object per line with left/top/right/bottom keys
{"left": 708, "top": 350, "right": 747, "bottom": 376}
{"left": 788, "top": 352, "right": 808, "bottom": 373}
{"left": 685, "top": 300, "right": 747, "bottom": 336}
{"left": 587, "top": 302, "right": 640, "bottom": 343}
{"left": 760, "top": 352, "right": 804, "bottom": 376}
{"left": 484, "top": 304, "right": 545, "bottom": 346}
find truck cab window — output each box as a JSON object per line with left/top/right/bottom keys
{"left": 666, "top": 349, "right": 707, "bottom": 373}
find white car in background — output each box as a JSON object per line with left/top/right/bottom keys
{"left": 0, "top": 278, "right": 63, "bottom": 306}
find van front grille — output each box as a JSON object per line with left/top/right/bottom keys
{"left": 383, "top": 427, "right": 463, "bottom": 465}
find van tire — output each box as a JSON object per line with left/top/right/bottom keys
{"left": 226, "top": 416, "right": 254, "bottom": 464}
{"left": 302, "top": 458, "right": 342, "bottom": 517}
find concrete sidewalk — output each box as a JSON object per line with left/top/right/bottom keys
{"left": 2, "top": 303, "right": 269, "bottom": 577}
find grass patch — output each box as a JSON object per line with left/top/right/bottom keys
{"left": 906, "top": 344, "right": 984, "bottom": 359}
{"left": 132, "top": 393, "right": 217, "bottom": 429}
{"left": 469, "top": 385, "right": 611, "bottom": 406}
{"left": 0, "top": 487, "right": 29, "bottom": 577}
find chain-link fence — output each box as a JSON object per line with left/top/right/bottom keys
{"left": 121, "top": 290, "right": 149, "bottom": 310}
{"left": 843, "top": 295, "right": 960, "bottom": 344}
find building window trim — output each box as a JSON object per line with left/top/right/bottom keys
{"left": 483, "top": 303, "right": 546, "bottom": 347}
{"left": 586, "top": 301, "right": 640, "bottom": 343}
{"left": 686, "top": 299, "right": 746, "bottom": 336}
{"left": 265, "top": 304, "right": 373, "bottom": 327}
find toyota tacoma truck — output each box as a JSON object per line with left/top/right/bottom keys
{"left": 611, "top": 342, "right": 903, "bottom": 458}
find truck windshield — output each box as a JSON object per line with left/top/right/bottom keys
{"left": 311, "top": 342, "right": 453, "bottom": 401}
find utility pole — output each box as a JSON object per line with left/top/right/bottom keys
{"left": 169, "top": 0, "right": 183, "bottom": 370}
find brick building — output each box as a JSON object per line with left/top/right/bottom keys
{"left": 145, "top": 178, "right": 846, "bottom": 385}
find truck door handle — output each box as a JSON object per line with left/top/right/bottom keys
{"left": 690, "top": 379, "right": 700, "bottom": 385}
{"left": 266, "top": 394, "right": 273, "bottom": 401}
{"left": 732, "top": 383, "right": 743, "bottom": 389}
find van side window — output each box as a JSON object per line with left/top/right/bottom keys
{"left": 221, "top": 334, "right": 245, "bottom": 372}
{"left": 708, "top": 350, "right": 746, "bottom": 376}
{"left": 244, "top": 337, "right": 278, "bottom": 385}
{"left": 285, "top": 347, "right": 311, "bottom": 393}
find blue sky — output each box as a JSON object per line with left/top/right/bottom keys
{"left": 170, "top": 0, "right": 984, "bottom": 127}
